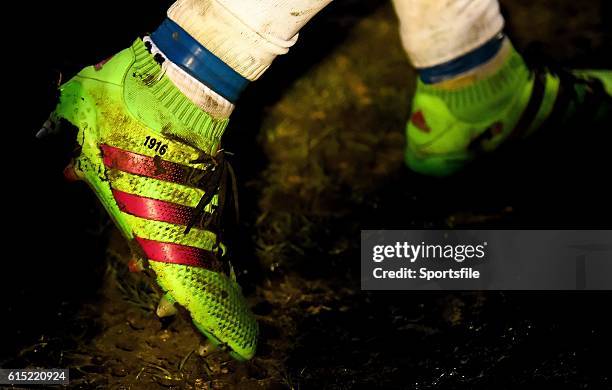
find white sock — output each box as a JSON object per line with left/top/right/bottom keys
{"left": 156, "top": 0, "right": 332, "bottom": 121}
{"left": 168, "top": 0, "right": 333, "bottom": 81}
{"left": 391, "top": 0, "right": 505, "bottom": 68}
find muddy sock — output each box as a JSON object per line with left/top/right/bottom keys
{"left": 147, "top": 0, "right": 332, "bottom": 123}
{"left": 392, "top": 0, "right": 505, "bottom": 69}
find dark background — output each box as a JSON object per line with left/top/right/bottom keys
{"left": 4, "top": 0, "right": 612, "bottom": 388}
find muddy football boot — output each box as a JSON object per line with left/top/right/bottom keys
{"left": 405, "top": 41, "right": 612, "bottom": 176}
{"left": 44, "top": 39, "right": 257, "bottom": 360}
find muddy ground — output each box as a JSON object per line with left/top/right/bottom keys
{"left": 5, "top": 0, "right": 612, "bottom": 389}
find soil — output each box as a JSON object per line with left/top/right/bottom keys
{"left": 5, "top": 0, "right": 612, "bottom": 389}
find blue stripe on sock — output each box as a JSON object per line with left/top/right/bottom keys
{"left": 418, "top": 34, "right": 505, "bottom": 84}
{"left": 151, "top": 18, "right": 249, "bottom": 103}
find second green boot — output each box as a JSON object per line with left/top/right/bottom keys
{"left": 405, "top": 41, "right": 612, "bottom": 176}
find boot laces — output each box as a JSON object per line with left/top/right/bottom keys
{"left": 185, "top": 149, "right": 239, "bottom": 255}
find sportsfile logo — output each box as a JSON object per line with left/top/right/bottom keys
{"left": 361, "top": 230, "right": 612, "bottom": 290}
{"left": 372, "top": 241, "right": 487, "bottom": 263}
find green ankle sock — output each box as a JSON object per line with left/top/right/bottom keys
{"left": 418, "top": 46, "right": 532, "bottom": 124}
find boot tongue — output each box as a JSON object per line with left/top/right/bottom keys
{"left": 130, "top": 38, "right": 229, "bottom": 154}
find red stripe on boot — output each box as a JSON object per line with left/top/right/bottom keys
{"left": 112, "top": 188, "right": 194, "bottom": 226}
{"left": 101, "top": 144, "right": 207, "bottom": 186}
{"left": 135, "top": 236, "right": 220, "bottom": 268}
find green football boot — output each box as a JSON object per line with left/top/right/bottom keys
{"left": 405, "top": 41, "right": 612, "bottom": 176}
{"left": 43, "top": 39, "right": 258, "bottom": 360}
